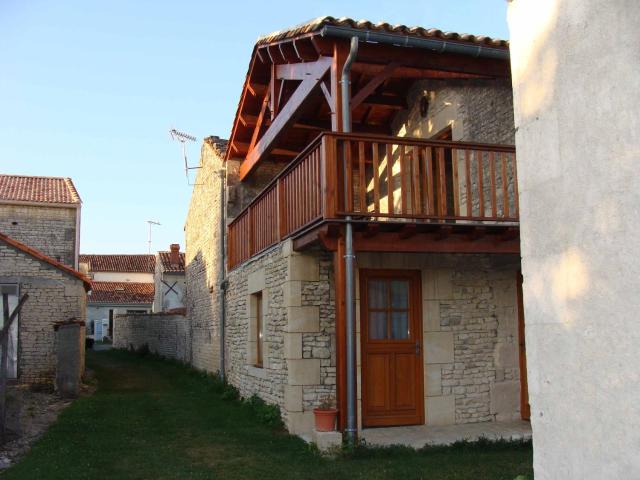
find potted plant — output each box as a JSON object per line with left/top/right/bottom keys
{"left": 313, "top": 395, "right": 338, "bottom": 432}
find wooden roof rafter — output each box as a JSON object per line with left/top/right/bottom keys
{"left": 238, "top": 56, "right": 333, "bottom": 179}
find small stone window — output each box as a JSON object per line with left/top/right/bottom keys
{"left": 248, "top": 291, "right": 267, "bottom": 369}
{"left": 255, "top": 292, "right": 264, "bottom": 367}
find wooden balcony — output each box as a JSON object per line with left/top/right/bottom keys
{"left": 228, "top": 133, "right": 518, "bottom": 269}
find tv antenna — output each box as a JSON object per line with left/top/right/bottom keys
{"left": 169, "top": 128, "right": 200, "bottom": 185}
{"left": 146, "top": 220, "right": 161, "bottom": 254}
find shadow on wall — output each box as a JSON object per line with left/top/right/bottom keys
{"left": 508, "top": 0, "right": 593, "bottom": 331}
{"left": 185, "top": 247, "right": 222, "bottom": 373}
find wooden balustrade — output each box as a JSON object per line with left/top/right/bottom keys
{"left": 228, "top": 133, "right": 518, "bottom": 269}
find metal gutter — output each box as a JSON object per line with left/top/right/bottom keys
{"left": 320, "top": 25, "right": 510, "bottom": 61}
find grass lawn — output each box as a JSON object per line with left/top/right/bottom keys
{"left": 2, "top": 350, "right": 533, "bottom": 480}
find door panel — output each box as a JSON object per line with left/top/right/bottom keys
{"left": 365, "top": 354, "right": 390, "bottom": 411}
{"left": 361, "top": 270, "right": 424, "bottom": 427}
{"left": 394, "top": 353, "right": 417, "bottom": 409}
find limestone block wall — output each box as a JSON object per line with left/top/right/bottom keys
{"left": 355, "top": 252, "right": 521, "bottom": 428}
{"left": 0, "top": 204, "right": 78, "bottom": 268}
{"left": 184, "top": 137, "right": 227, "bottom": 372}
{"left": 0, "top": 243, "right": 87, "bottom": 384}
{"left": 185, "top": 135, "right": 285, "bottom": 374}
{"left": 392, "top": 78, "right": 515, "bottom": 144}
{"left": 225, "top": 240, "right": 333, "bottom": 436}
{"left": 113, "top": 313, "right": 190, "bottom": 363}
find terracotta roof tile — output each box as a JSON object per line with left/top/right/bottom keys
{"left": 0, "top": 232, "right": 91, "bottom": 290}
{"left": 0, "top": 174, "right": 81, "bottom": 205}
{"left": 158, "top": 251, "right": 185, "bottom": 273}
{"left": 88, "top": 282, "right": 154, "bottom": 304}
{"left": 256, "top": 16, "right": 509, "bottom": 49}
{"left": 79, "top": 254, "right": 156, "bottom": 273}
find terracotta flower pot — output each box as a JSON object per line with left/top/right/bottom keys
{"left": 313, "top": 408, "right": 338, "bottom": 432}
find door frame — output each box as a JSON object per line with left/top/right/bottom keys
{"left": 516, "top": 271, "right": 531, "bottom": 420}
{"left": 359, "top": 269, "right": 424, "bottom": 427}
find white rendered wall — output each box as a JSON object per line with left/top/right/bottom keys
{"left": 508, "top": 1, "right": 640, "bottom": 478}
{"left": 92, "top": 272, "right": 154, "bottom": 283}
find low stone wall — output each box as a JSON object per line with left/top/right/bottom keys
{"left": 113, "top": 313, "right": 190, "bottom": 363}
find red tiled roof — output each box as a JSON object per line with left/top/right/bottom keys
{"left": 88, "top": 282, "right": 154, "bottom": 305}
{"left": 0, "top": 232, "right": 91, "bottom": 290}
{"left": 158, "top": 251, "right": 185, "bottom": 273}
{"left": 79, "top": 254, "right": 156, "bottom": 273}
{"left": 0, "top": 174, "right": 81, "bottom": 205}
{"left": 256, "top": 16, "right": 509, "bottom": 49}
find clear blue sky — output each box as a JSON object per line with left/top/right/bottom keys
{"left": 0, "top": 0, "right": 509, "bottom": 254}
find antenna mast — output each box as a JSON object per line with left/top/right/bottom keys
{"left": 147, "top": 220, "right": 161, "bottom": 254}
{"left": 169, "top": 128, "right": 199, "bottom": 185}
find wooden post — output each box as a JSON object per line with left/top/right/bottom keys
{"left": 334, "top": 236, "right": 347, "bottom": 431}
{"left": 0, "top": 293, "right": 28, "bottom": 444}
{"left": 331, "top": 40, "right": 349, "bottom": 132}
{"left": 0, "top": 294, "right": 8, "bottom": 443}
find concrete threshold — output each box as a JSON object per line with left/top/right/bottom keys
{"left": 361, "top": 420, "right": 532, "bottom": 449}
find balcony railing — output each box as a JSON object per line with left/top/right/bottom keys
{"left": 228, "top": 132, "right": 518, "bottom": 269}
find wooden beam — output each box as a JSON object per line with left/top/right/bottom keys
{"left": 247, "top": 83, "right": 268, "bottom": 97}
{"left": 362, "top": 223, "right": 381, "bottom": 238}
{"left": 331, "top": 40, "right": 350, "bottom": 132}
{"left": 360, "top": 94, "right": 406, "bottom": 109}
{"left": 240, "top": 59, "right": 332, "bottom": 180}
{"left": 351, "top": 63, "right": 492, "bottom": 80}
{"left": 356, "top": 43, "right": 511, "bottom": 78}
{"left": 320, "top": 80, "right": 333, "bottom": 112}
{"left": 239, "top": 114, "right": 272, "bottom": 128}
{"left": 468, "top": 226, "right": 488, "bottom": 241}
{"left": 248, "top": 92, "right": 270, "bottom": 154}
{"left": 350, "top": 62, "right": 400, "bottom": 110}
{"left": 276, "top": 57, "right": 332, "bottom": 80}
{"left": 351, "top": 230, "right": 519, "bottom": 254}
{"left": 398, "top": 224, "right": 417, "bottom": 239}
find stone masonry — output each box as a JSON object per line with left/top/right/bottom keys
{"left": 0, "top": 242, "right": 87, "bottom": 384}
{"left": 184, "top": 137, "right": 228, "bottom": 372}
{"left": 0, "top": 204, "right": 78, "bottom": 268}
{"left": 224, "top": 240, "right": 333, "bottom": 436}
{"left": 113, "top": 312, "right": 190, "bottom": 363}
{"left": 356, "top": 252, "right": 522, "bottom": 427}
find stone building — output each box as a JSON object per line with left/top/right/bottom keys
{"left": 153, "top": 244, "right": 186, "bottom": 313}
{"left": 0, "top": 232, "right": 90, "bottom": 383}
{"left": 185, "top": 17, "right": 528, "bottom": 442}
{"left": 0, "top": 174, "right": 82, "bottom": 269}
{"left": 79, "top": 254, "right": 155, "bottom": 339}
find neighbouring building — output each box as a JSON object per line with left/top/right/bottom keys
{"left": 0, "top": 174, "right": 82, "bottom": 269}
{"left": 508, "top": 1, "right": 638, "bottom": 478}
{"left": 153, "top": 244, "right": 186, "bottom": 313}
{"left": 183, "top": 17, "right": 528, "bottom": 441}
{"left": 79, "top": 254, "right": 155, "bottom": 339}
{"left": 0, "top": 232, "right": 90, "bottom": 383}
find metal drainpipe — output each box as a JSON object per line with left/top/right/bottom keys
{"left": 341, "top": 36, "right": 358, "bottom": 445}
{"left": 218, "top": 169, "right": 227, "bottom": 382}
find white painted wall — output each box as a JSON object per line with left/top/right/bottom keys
{"left": 508, "top": 1, "right": 640, "bottom": 478}
{"left": 92, "top": 272, "right": 154, "bottom": 283}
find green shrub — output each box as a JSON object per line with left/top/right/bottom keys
{"left": 243, "top": 394, "right": 283, "bottom": 429}
{"left": 220, "top": 383, "right": 240, "bottom": 401}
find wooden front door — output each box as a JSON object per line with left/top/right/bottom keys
{"left": 517, "top": 272, "right": 531, "bottom": 420}
{"left": 360, "top": 269, "right": 424, "bottom": 427}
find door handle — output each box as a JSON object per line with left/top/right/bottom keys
{"left": 415, "top": 341, "right": 422, "bottom": 355}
